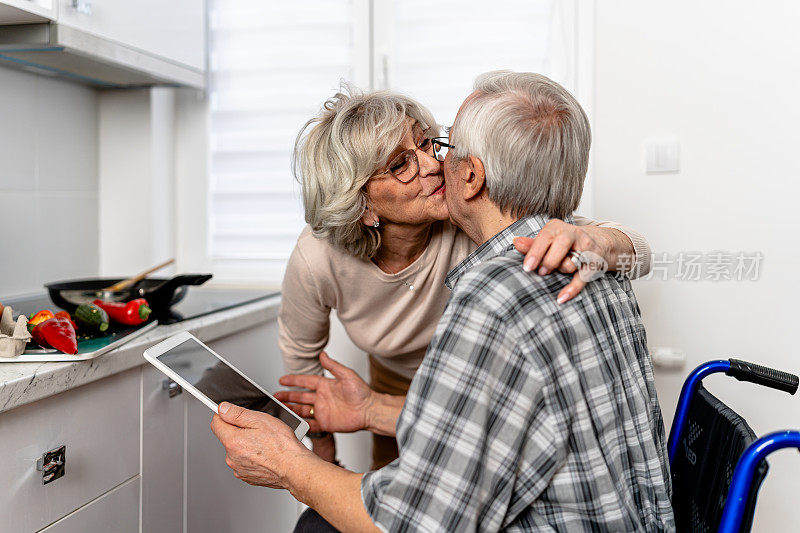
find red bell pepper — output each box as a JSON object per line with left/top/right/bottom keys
{"left": 93, "top": 298, "right": 152, "bottom": 326}
{"left": 32, "top": 317, "right": 78, "bottom": 354}
{"left": 54, "top": 311, "right": 79, "bottom": 331}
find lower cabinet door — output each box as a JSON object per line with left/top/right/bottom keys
{"left": 39, "top": 477, "right": 140, "bottom": 533}
{"left": 0, "top": 369, "right": 140, "bottom": 532}
{"left": 186, "top": 321, "right": 301, "bottom": 533}
{"left": 142, "top": 363, "right": 185, "bottom": 532}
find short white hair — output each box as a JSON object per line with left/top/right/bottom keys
{"left": 450, "top": 71, "right": 591, "bottom": 219}
{"left": 293, "top": 85, "right": 438, "bottom": 258}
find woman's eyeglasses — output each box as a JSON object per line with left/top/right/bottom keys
{"left": 371, "top": 127, "right": 457, "bottom": 184}
{"left": 379, "top": 135, "right": 433, "bottom": 183}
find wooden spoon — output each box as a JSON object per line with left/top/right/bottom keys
{"left": 103, "top": 259, "right": 176, "bottom": 292}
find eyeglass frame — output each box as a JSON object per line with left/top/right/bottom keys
{"left": 367, "top": 127, "right": 457, "bottom": 184}
{"left": 432, "top": 137, "right": 455, "bottom": 163}
{"left": 366, "top": 128, "right": 432, "bottom": 183}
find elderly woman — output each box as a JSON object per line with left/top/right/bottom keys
{"left": 277, "top": 88, "right": 651, "bottom": 469}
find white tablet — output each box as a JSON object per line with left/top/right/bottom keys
{"left": 143, "top": 331, "right": 309, "bottom": 440}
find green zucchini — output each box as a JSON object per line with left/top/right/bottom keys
{"left": 74, "top": 303, "right": 109, "bottom": 332}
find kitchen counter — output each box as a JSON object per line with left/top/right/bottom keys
{"left": 0, "top": 293, "right": 281, "bottom": 414}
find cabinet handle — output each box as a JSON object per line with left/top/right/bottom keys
{"left": 162, "top": 379, "right": 183, "bottom": 398}
{"left": 36, "top": 445, "right": 66, "bottom": 485}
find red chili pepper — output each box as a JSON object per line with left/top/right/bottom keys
{"left": 32, "top": 317, "right": 78, "bottom": 354}
{"left": 27, "top": 309, "right": 56, "bottom": 333}
{"left": 29, "top": 310, "right": 54, "bottom": 326}
{"left": 54, "top": 311, "right": 79, "bottom": 331}
{"left": 92, "top": 298, "right": 152, "bottom": 326}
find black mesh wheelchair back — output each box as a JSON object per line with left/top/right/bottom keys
{"left": 671, "top": 385, "right": 768, "bottom": 532}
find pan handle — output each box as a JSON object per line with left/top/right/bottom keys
{"left": 174, "top": 274, "right": 213, "bottom": 286}
{"left": 156, "top": 274, "right": 213, "bottom": 293}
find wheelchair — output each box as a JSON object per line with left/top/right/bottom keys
{"left": 667, "top": 358, "right": 799, "bottom": 532}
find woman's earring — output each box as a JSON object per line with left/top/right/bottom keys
{"left": 373, "top": 221, "right": 380, "bottom": 228}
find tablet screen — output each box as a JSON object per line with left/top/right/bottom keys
{"left": 158, "top": 338, "right": 301, "bottom": 431}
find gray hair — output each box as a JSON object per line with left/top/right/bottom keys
{"left": 292, "top": 85, "right": 438, "bottom": 258}
{"left": 450, "top": 71, "right": 591, "bottom": 219}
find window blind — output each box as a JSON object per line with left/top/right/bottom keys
{"left": 207, "top": 0, "right": 361, "bottom": 284}
{"left": 381, "top": 0, "right": 563, "bottom": 127}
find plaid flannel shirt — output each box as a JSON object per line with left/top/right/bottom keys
{"left": 361, "top": 215, "right": 675, "bottom": 532}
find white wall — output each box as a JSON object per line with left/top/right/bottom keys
{"left": 175, "top": 88, "right": 211, "bottom": 278}
{"left": 593, "top": 2, "right": 800, "bottom": 529}
{"left": 0, "top": 67, "right": 99, "bottom": 297}
{"left": 0, "top": 67, "right": 181, "bottom": 295}
{"left": 98, "top": 88, "right": 177, "bottom": 277}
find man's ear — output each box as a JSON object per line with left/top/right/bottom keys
{"left": 463, "top": 155, "right": 486, "bottom": 201}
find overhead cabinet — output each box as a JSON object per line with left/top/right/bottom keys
{"left": 0, "top": 0, "right": 205, "bottom": 88}
{"left": 0, "top": 0, "right": 55, "bottom": 24}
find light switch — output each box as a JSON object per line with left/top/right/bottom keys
{"left": 644, "top": 138, "right": 680, "bottom": 174}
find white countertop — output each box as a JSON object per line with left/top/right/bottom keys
{"left": 0, "top": 294, "right": 281, "bottom": 414}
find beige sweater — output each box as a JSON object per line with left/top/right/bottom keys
{"left": 278, "top": 217, "right": 651, "bottom": 380}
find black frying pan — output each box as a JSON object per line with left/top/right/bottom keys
{"left": 45, "top": 274, "right": 213, "bottom": 315}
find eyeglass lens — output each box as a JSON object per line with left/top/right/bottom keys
{"left": 387, "top": 131, "right": 437, "bottom": 182}
{"left": 387, "top": 151, "right": 418, "bottom": 183}
{"left": 433, "top": 140, "right": 449, "bottom": 162}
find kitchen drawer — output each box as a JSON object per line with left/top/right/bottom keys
{"left": 0, "top": 369, "right": 140, "bottom": 532}
{"left": 39, "top": 476, "right": 140, "bottom": 533}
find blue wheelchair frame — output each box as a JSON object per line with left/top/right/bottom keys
{"left": 667, "top": 359, "right": 800, "bottom": 532}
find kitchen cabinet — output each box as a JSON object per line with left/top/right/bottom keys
{"left": 56, "top": 0, "right": 205, "bottom": 71}
{"left": 0, "top": 0, "right": 205, "bottom": 87}
{"left": 39, "top": 478, "right": 140, "bottom": 533}
{"left": 0, "top": 369, "right": 140, "bottom": 532}
{"left": 0, "top": 297, "right": 298, "bottom": 532}
{"left": 185, "top": 322, "right": 301, "bottom": 533}
{"left": 141, "top": 364, "right": 185, "bottom": 532}
{"left": 0, "top": 0, "right": 55, "bottom": 24}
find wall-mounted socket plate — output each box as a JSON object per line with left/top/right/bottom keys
{"left": 651, "top": 346, "right": 686, "bottom": 369}
{"left": 644, "top": 138, "right": 680, "bottom": 174}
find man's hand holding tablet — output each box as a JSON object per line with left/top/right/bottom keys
{"left": 210, "top": 401, "right": 313, "bottom": 489}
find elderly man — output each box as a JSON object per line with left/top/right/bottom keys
{"left": 211, "top": 71, "right": 675, "bottom": 532}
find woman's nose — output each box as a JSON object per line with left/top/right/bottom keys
{"left": 417, "top": 150, "right": 441, "bottom": 177}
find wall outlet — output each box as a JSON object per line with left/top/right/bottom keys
{"left": 644, "top": 138, "right": 680, "bottom": 174}
{"left": 651, "top": 346, "right": 686, "bottom": 369}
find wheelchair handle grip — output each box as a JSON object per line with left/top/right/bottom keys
{"left": 727, "top": 359, "right": 799, "bottom": 395}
